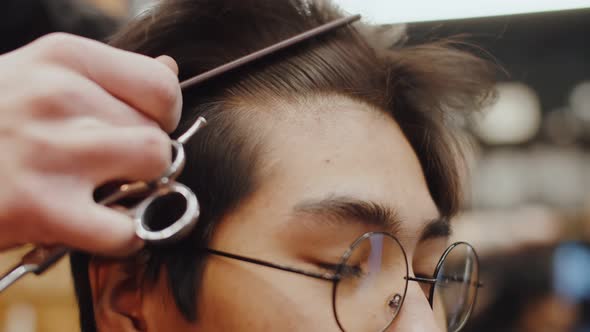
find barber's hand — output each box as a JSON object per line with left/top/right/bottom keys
{"left": 0, "top": 33, "right": 182, "bottom": 255}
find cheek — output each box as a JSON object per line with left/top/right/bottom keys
{"left": 432, "top": 291, "right": 448, "bottom": 330}
{"left": 191, "top": 256, "right": 340, "bottom": 331}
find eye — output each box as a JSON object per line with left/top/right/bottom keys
{"left": 436, "top": 274, "right": 478, "bottom": 288}
{"left": 320, "top": 263, "right": 365, "bottom": 278}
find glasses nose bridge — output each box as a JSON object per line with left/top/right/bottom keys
{"left": 406, "top": 275, "right": 437, "bottom": 285}
{"left": 385, "top": 280, "right": 444, "bottom": 332}
{"left": 405, "top": 275, "right": 437, "bottom": 305}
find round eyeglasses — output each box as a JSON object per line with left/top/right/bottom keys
{"left": 205, "top": 232, "right": 482, "bottom": 332}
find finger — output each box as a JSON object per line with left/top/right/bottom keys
{"left": 30, "top": 67, "right": 159, "bottom": 128}
{"left": 32, "top": 33, "right": 182, "bottom": 132}
{"left": 156, "top": 55, "right": 179, "bottom": 75}
{"left": 68, "top": 125, "right": 173, "bottom": 185}
{"left": 58, "top": 201, "right": 144, "bottom": 256}
{"left": 0, "top": 241, "right": 20, "bottom": 252}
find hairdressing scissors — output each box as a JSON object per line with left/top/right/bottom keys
{"left": 0, "top": 14, "right": 361, "bottom": 294}
{"left": 0, "top": 117, "right": 207, "bottom": 293}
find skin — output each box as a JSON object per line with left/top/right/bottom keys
{"left": 0, "top": 33, "right": 182, "bottom": 255}
{"left": 91, "top": 96, "right": 450, "bottom": 331}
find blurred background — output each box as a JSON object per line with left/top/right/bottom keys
{"left": 1, "top": 0, "right": 590, "bottom": 331}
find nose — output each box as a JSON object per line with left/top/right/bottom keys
{"left": 385, "top": 282, "right": 444, "bottom": 332}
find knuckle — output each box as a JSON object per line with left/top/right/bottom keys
{"left": 16, "top": 123, "right": 70, "bottom": 170}
{"left": 3, "top": 176, "right": 45, "bottom": 225}
{"left": 138, "top": 128, "right": 171, "bottom": 173}
{"left": 20, "top": 127, "right": 54, "bottom": 158}
{"left": 28, "top": 72, "right": 85, "bottom": 117}
{"left": 150, "top": 73, "right": 180, "bottom": 117}
{"left": 34, "top": 33, "right": 79, "bottom": 61}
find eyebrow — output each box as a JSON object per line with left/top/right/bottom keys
{"left": 420, "top": 218, "right": 452, "bottom": 242}
{"left": 292, "top": 196, "right": 451, "bottom": 241}
{"left": 294, "top": 196, "right": 401, "bottom": 234}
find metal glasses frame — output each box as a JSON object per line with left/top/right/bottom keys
{"left": 332, "top": 232, "right": 409, "bottom": 332}
{"left": 204, "top": 232, "right": 483, "bottom": 332}
{"left": 407, "top": 241, "right": 483, "bottom": 332}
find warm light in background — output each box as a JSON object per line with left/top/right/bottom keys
{"left": 87, "top": 0, "right": 128, "bottom": 16}
{"left": 473, "top": 82, "right": 542, "bottom": 145}
{"left": 128, "top": 0, "right": 159, "bottom": 15}
{"left": 126, "top": 0, "right": 590, "bottom": 20}
{"left": 570, "top": 81, "right": 590, "bottom": 123}
{"left": 334, "top": 0, "right": 590, "bottom": 23}
{"left": 2, "top": 304, "right": 36, "bottom": 332}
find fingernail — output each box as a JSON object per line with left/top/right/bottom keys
{"left": 156, "top": 55, "right": 179, "bottom": 75}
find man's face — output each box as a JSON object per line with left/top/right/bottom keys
{"left": 94, "top": 97, "right": 450, "bottom": 331}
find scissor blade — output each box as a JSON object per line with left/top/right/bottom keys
{"left": 0, "top": 264, "right": 36, "bottom": 293}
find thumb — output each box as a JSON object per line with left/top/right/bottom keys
{"left": 154, "top": 54, "right": 182, "bottom": 133}
{"left": 155, "top": 55, "right": 179, "bottom": 76}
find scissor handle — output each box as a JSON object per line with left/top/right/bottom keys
{"left": 22, "top": 246, "right": 70, "bottom": 275}
{"left": 159, "top": 140, "right": 186, "bottom": 183}
{"left": 96, "top": 140, "right": 186, "bottom": 206}
{"left": 133, "top": 181, "right": 200, "bottom": 243}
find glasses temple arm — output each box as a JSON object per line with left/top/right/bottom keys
{"left": 203, "top": 248, "right": 337, "bottom": 281}
{"left": 406, "top": 276, "right": 437, "bottom": 284}
{"left": 407, "top": 275, "right": 484, "bottom": 288}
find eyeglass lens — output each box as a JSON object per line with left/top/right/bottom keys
{"left": 333, "top": 233, "right": 409, "bottom": 332}
{"left": 432, "top": 243, "right": 480, "bottom": 332}
{"left": 334, "top": 233, "right": 479, "bottom": 332}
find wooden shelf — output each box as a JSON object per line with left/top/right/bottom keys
{"left": 86, "top": 0, "right": 129, "bottom": 17}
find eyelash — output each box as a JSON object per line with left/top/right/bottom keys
{"left": 320, "top": 263, "right": 365, "bottom": 278}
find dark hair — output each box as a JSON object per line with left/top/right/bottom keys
{"left": 71, "top": 0, "right": 496, "bottom": 330}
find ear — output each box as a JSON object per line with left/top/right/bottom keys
{"left": 88, "top": 255, "right": 148, "bottom": 332}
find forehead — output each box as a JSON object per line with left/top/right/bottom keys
{"left": 249, "top": 95, "right": 439, "bottom": 234}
